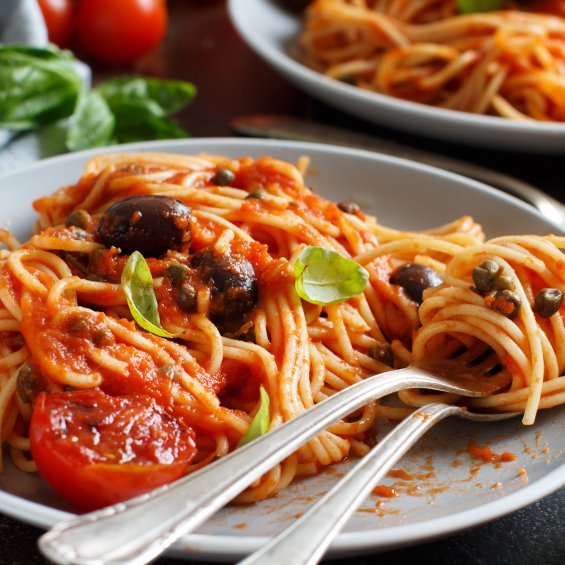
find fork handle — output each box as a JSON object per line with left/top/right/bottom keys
{"left": 237, "top": 403, "right": 462, "bottom": 565}
{"left": 38, "top": 369, "right": 464, "bottom": 565}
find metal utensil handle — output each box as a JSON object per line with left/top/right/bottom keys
{"left": 39, "top": 367, "right": 471, "bottom": 565}
{"left": 238, "top": 403, "right": 515, "bottom": 565}
{"left": 237, "top": 403, "right": 461, "bottom": 565}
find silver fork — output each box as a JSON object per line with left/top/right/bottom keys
{"left": 237, "top": 402, "right": 518, "bottom": 565}
{"left": 38, "top": 357, "right": 512, "bottom": 565}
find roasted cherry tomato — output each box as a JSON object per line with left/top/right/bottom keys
{"left": 76, "top": 0, "right": 168, "bottom": 64}
{"left": 30, "top": 389, "right": 196, "bottom": 510}
{"left": 37, "top": 0, "right": 74, "bottom": 47}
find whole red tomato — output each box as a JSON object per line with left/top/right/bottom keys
{"left": 76, "top": 0, "right": 168, "bottom": 64}
{"left": 38, "top": 0, "right": 74, "bottom": 47}
{"left": 30, "top": 389, "right": 196, "bottom": 510}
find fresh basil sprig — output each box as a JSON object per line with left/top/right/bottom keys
{"left": 0, "top": 45, "right": 83, "bottom": 130}
{"left": 67, "top": 76, "right": 196, "bottom": 150}
{"left": 456, "top": 0, "right": 504, "bottom": 13}
{"left": 121, "top": 251, "right": 177, "bottom": 339}
{"left": 0, "top": 45, "right": 197, "bottom": 151}
{"left": 294, "top": 246, "right": 369, "bottom": 305}
{"left": 237, "top": 385, "right": 270, "bottom": 448}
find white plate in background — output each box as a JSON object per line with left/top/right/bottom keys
{"left": 0, "top": 138, "right": 563, "bottom": 562}
{"left": 228, "top": 0, "right": 565, "bottom": 153}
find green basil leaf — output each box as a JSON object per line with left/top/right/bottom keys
{"left": 121, "top": 251, "right": 177, "bottom": 338}
{"left": 237, "top": 385, "right": 270, "bottom": 448}
{"left": 294, "top": 246, "right": 369, "bottom": 305}
{"left": 114, "top": 115, "right": 188, "bottom": 144}
{"left": 66, "top": 90, "right": 115, "bottom": 151}
{"left": 0, "top": 45, "right": 82, "bottom": 130}
{"left": 456, "top": 0, "right": 503, "bottom": 13}
{"left": 97, "top": 76, "right": 197, "bottom": 116}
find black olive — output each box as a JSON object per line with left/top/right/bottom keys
{"left": 389, "top": 263, "right": 442, "bottom": 304}
{"left": 533, "top": 288, "right": 564, "bottom": 318}
{"left": 472, "top": 260, "right": 502, "bottom": 295}
{"left": 211, "top": 168, "right": 236, "bottom": 186}
{"left": 191, "top": 249, "right": 258, "bottom": 329}
{"left": 97, "top": 195, "right": 192, "bottom": 257}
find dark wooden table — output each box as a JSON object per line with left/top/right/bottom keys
{"left": 2, "top": 1, "right": 564, "bottom": 563}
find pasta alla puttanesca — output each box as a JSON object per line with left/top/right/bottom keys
{"left": 299, "top": 0, "right": 565, "bottom": 121}
{"left": 0, "top": 151, "right": 564, "bottom": 510}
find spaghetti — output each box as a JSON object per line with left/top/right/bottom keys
{"left": 0, "top": 151, "right": 563, "bottom": 509}
{"left": 299, "top": 0, "right": 565, "bottom": 120}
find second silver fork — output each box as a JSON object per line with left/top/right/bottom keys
{"left": 237, "top": 403, "right": 518, "bottom": 565}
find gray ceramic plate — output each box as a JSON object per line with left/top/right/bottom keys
{"left": 0, "top": 138, "right": 563, "bottom": 561}
{"left": 228, "top": 0, "right": 565, "bottom": 153}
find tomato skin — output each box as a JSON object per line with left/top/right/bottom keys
{"left": 38, "top": 0, "right": 74, "bottom": 47}
{"left": 30, "top": 390, "right": 196, "bottom": 511}
{"left": 76, "top": 0, "right": 168, "bottom": 64}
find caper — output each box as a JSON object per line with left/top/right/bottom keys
{"left": 158, "top": 364, "right": 179, "bottom": 380}
{"left": 176, "top": 282, "right": 197, "bottom": 310}
{"left": 533, "top": 288, "right": 564, "bottom": 318}
{"left": 245, "top": 189, "right": 266, "bottom": 200}
{"left": 67, "top": 314, "right": 91, "bottom": 336}
{"left": 368, "top": 343, "right": 394, "bottom": 367}
{"left": 211, "top": 168, "right": 235, "bottom": 186}
{"left": 92, "top": 328, "right": 114, "bottom": 347}
{"left": 493, "top": 274, "right": 515, "bottom": 292}
{"left": 166, "top": 263, "right": 189, "bottom": 287}
{"left": 338, "top": 201, "right": 361, "bottom": 214}
{"left": 65, "top": 209, "right": 92, "bottom": 229}
{"left": 472, "top": 260, "right": 502, "bottom": 294}
{"left": 16, "top": 363, "right": 49, "bottom": 404}
{"left": 490, "top": 289, "right": 521, "bottom": 319}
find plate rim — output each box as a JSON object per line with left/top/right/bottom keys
{"left": 227, "top": 0, "right": 565, "bottom": 150}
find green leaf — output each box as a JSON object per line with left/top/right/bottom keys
{"left": 66, "top": 90, "right": 115, "bottom": 151}
{"left": 121, "top": 251, "right": 177, "bottom": 339}
{"left": 456, "top": 0, "right": 503, "bottom": 13}
{"left": 114, "top": 115, "right": 188, "bottom": 144}
{"left": 97, "top": 76, "right": 197, "bottom": 117}
{"left": 237, "top": 386, "right": 270, "bottom": 448}
{"left": 294, "top": 246, "right": 369, "bottom": 305}
{"left": 0, "top": 45, "right": 82, "bottom": 130}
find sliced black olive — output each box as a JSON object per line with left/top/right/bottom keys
{"left": 472, "top": 260, "right": 502, "bottom": 294}
{"left": 191, "top": 249, "right": 258, "bottom": 329}
{"left": 490, "top": 289, "right": 521, "bottom": 319}
{"left": 533, "top": 288, "right": 564, "bottom": 318}
{"left": 97, "top": 195, "right": 192, "bottom": 257}
{"left": 211, "top": 168, "right": 236, "bottom": 186}
{"left": 389, "top": 263, "right": 442, "bottom": 304}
